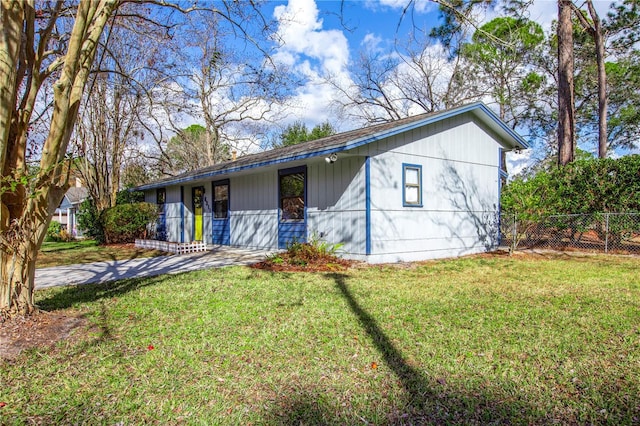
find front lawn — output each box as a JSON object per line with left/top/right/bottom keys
{"left": 37, "top": 240, "right": 168, "bottom": 268}
{"left": 2, "top": 253, "right": 639, "bottom": 424}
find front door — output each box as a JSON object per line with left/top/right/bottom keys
{"left": 212, "top": 180, "right": 230, "bottom": 245}
{"left": 192, "top": 186, "right": 204, "bottom": 242}
{"left": 278, "top": 166, "right": 307, "bottom": 249}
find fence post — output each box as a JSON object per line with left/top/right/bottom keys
{"left": 604, "top": 213, "right": 609, "bottom": 254}
{"left": 511, "top": 214, "right": 517, "bottom": 254}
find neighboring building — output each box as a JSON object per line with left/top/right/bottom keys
{"left": 135, "top": 102, "right": 528, "bottom": 263}
{"left": 53, "top": 179, "right": 88, "bottom": 238}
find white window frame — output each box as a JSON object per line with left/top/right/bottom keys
{"left": 403, "top": 163, "right": 423, "bottom": 207}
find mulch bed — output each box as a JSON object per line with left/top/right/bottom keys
{"left": 252, "top": 253, "right": 354, "bottom": 272}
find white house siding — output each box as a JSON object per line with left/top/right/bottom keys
{"left": 142, "top": 110, "right": 509, "bottom": 261}
{"left": 163, "top": 186, "right": 183, "bottom": 243}
{"left": 306, "top": 156, "right": 367, "bottom": 256}
{"left": 230, "top": 170, "right": 279, "bottom": 249}
{"left": 354, "top": 112, "right": 502, "bottom": 263}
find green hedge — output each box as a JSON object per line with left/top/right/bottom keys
{"left": 102, "top": 203, "right": 158, "bottom": 244}
{"left": 502, "top": 155, "right": 640, "bottom": 217}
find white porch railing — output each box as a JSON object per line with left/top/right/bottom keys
{"left": 135, "top": 239, "right": 207, "bottom": 254}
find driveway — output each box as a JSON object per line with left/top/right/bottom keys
{"left": 35, "top": 246, "right": 272, "bottom": 290}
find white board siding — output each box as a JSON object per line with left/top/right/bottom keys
{"left": 140, "top": 110, "right": 505, "bottom": 262}
{"left": 229, "top": 171, "right": 278, "bottom": 249}
{"left": 306, "top": 157, "right": 367, "bottom": 255}
{"left": 163, "top": 186, "right": 183, "bottom": 243}
{"left": 355, "top": 112, "right": 501, "bottom": 262}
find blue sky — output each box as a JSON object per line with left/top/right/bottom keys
{"left": 257, "top": 0, "right": 448, "bottom": 130}
{"left": 256, "top": 0, "right": 615, "bottom": 128}
{"left": 239, "top": 0, "right": 619, "bottom": 171}
{"left": 172, "top": 0, "right": 620, "bottom": 171}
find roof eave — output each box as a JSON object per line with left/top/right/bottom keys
{"left": 135, "top": 102, "right": 529, "bottom": 191}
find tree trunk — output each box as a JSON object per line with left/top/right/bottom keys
{"left": 588, "top": 0, "right": 608, "bottom": 158}
{"left": 557, "top": 0, "right": 576, "bottom": 166}
{"left": 571, "top": 0, "right": 608, "bottom": 158}
{"left": 1, "top": 186, "right": 64, "bottom": 315}
{"left": 0, "top": 0, "right": 119, "bottom": 316}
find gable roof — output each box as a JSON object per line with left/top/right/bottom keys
{"left": 136, "top": 102, "right": 528, "bottom": 191}
{"left": 58, "top": 187, "right": 89, "bottom": 209}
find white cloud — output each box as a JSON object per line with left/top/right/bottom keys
{"left": 362, "top": 32, "right": 383, "bottom": 51}
{"left": 273, "top": 0, "right": 349, "bottom": 77}
{"left": 507, "top": 149, "right": 534, "bottom": 177}
{"left": 270, "top": 0, "right": 355, "bottom": 130}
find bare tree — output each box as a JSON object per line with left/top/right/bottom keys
{"left": 151, "top": 12, "right": 291, "bottom": 176}
{"left": 1, "top": 1, "right": 121, "bottom": 315}
{"left": 571, "top": 0, "right": 607, "bottom": 158}
{"left": 0, "top": 0, "right": 270, "bottom": 316}
{"left": 333, "top": 32, "right": 479, "bottom": 125}
{"left": 73, "top": 8, "right": 169, "bottom": 211}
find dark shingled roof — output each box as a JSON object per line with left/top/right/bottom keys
{"left": 135, "top": 102, "right": 527, "bottom": 191}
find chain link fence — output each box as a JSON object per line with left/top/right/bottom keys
{"left": 500, "top": 213, "right": 640, "bottom": 255}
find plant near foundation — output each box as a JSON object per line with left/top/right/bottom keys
{"left": 258, "top": 235, "right": 348, "bottom": 271}
{"left": 307, "top": 233, "right": 344, "bottom": 256}
{"left": 286, "top": 236, "right": 345, "bottom": 266}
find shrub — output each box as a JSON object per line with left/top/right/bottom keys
{"left": 502, "top": 155, "right": 640, "bottom": 247}
{"left": 102, "top": 202, "right": 158, "bottom": 244}
{"left": 45, "top": 221, "right": 63, "bottom": 242}
{"left": 502, "top": 155, "right": 640, "bottom": 215}
{"left": 77, "top": 198, "right": 104, "bottom": 243}
{"left": 281, "top": 234, "right": 345, "bottom": 267}
{"left": 45, "top": 221, "right": 74, "bottom": 242}
{"left": 116, "top": 189, "right": 145, "bottom": 205}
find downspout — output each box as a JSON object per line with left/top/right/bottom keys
{"left": 365, "top": 156, "right": 371, "bottom": 256}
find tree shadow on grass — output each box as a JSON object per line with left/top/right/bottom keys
{"left": 36, "top": 273, "right": 172, "bottom": 312}
{"left": 263, "top": 272, "right": 541, "bottom": 425}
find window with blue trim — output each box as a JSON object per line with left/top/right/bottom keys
{"left": 213, "top": 180, "right": 229, "bottom": 219}
{"left": 279, "top": 169, "right": 305, "bottom": 220}
{"left": 403, "top": 164, "right": 422, "bottom": 207}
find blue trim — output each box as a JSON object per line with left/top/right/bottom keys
{"left": 498, "top": 147, "right": 509, "bottom": 179}
{"left": 135, "top": 103, "right": 529, "bottom": 192}
{"left": 278, "top": 165, "right": 307, "bottom": 176}
{"left": 365, "top": 156, "right": 371, "bottom": 256}
{"left": 278, "top": 165, "right": 307, "bottom": 249}
{"left": 212, "top": 179, "right": 231, "bottom": 245}
{"left": 180, "top": 186, "right": 184, "bottom": 243}
{"left": 402, "top": 163, "right": 423, "bottom": 207}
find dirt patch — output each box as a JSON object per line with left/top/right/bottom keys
{"left": 0, "top": 311, "right": 87, "bottom": 361}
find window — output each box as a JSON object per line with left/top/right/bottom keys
{"left": 279, "top": 167, "right": 305, "bottom": 220}
{"left": 156, "top": 188, "right": 166, "bottom": 205}
{"left": 213, "top": 180, "right": 229, "bottom": 219}
{"left": 403, "top": 164, "right": 422, "bottom": 207}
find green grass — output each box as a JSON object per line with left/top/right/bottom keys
{"left": 37, "top": 240, "right": 168, "bottom": 268}
{"left": 2, "top": 253, "right": 640, "bottom": 424}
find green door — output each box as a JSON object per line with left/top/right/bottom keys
{"left": 192, "top": 186, "right": 204, "bottom": 241}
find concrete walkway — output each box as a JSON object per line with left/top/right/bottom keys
{"left": 35, "top": 246, "right": 272, "bottom": 290}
